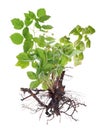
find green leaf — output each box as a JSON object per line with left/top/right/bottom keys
{"left": 46, "top": 51, "right": 53, "bottom": 62}
{"left": 84, "top": 35, "right": 88, "bottom": 41}
{"left": 24, "top": 13, "right": 33, "bottom": 26}
{"left": 38, "top": 15, "right": 50, "bottom": 22}
{"left": 22, "top": 27, "right": 33, "bottom": 40}
{"left": 76, "top": 41, "right": 85, "bottom": 51}
{"left": 75, "top": 25, "right": 82, "bottom": 32}
{"left": 74, "top": 60, "right": 81, "bottom": 66}
{"left": 29, "top": 11, "right": 36, "bottom": 19}
{"left": 11, "top": 18, "right": 24, "bottom": 30}
{"left": 86, "top": 39, "right": 91, "bottom": 48}
{"left": 27, "top": 71, "right": 37, "bottom": 79}
{"left": 10, "top": 33, "right": 23, "bottom": 45}
{"left": 60, "top": 55, "right": 69, "bottom": 66}
{"left": 84, "top": 35, "right": 91, "bottom": 48}
{"left": 45, "top": 36, "right": 55, "bottom": 43}
{"left": 43, "top": 63, "right": 54, "bottom": 71}
{"left": 42, "top": 82, "right": 48, "bottom": 90}
{"left": 30, "top": 80, "right": 40, "bottom": 89}
{"left": 69, "top": 49, "right": 81, "bottom": 57}
{"left": 16, "top": 52, "right": 30, "bottom": 61}
{"left": 73, "top": 52, "right": 84, "bottom": 66}
{"left": 60, "top": 36, "right": 70, "bottom": 44}
{"left": 70, "top": 28, "right": 80, "bottom": 35}
{"left": 35, "top": 48, "right": 46, "bottom": 65}
{"left": 27, "top": 49, "right": 37, "bottom": 60}
{"left": 74, "top": 40, "right": 80, "bottom": 47}
{"left": 34, "top": 36, "right": 46, "bottom": 47}
{"left": 78, "top": 52, "right": 84, "bottom": 60}
{"left": 16, "top": 60, "right": 29, "bottom": 68}
{"left": 35, "top": 22, "right": 41, "bottom": 29}
{"left": 37, "top": 8, "right": 46, "bottom": 18}
{"left": 32, "top": 61, "right": 39, "bottom": 68}
{"left": 46, "top": 37, "right": 55, "bottom": 41}
{"left": 87, "top": 26, "right": 95, "bottom": 34}
{"left": 22, "top": 27, "right": 28, "bottom": 37}
{"left": 82, "top": 26, "right": 95, "bottom": 35}
{"left": 23, "top": 40, "right": 33, "bottom": 52}
{"left": 73, "top": 55, "right": 81, "bottom": 66}
{"left": 42, "top": 25, "right": 53, "bottom": 30}
{"left": 62, "top": 43, "right": 74, "bottom": 55}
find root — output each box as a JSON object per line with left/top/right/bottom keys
{"left": 21, "top": 71, "right": 86, "bottom": 122}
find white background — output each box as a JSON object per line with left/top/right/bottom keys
{"left": 0, "top": 0, "right": 105, "bottom": 129}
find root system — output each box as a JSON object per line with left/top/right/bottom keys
{"left": 21, "top": 71, "right": 86, "bottom": 122}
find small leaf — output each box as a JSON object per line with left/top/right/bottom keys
{"left": 35, "top": 22, "right": 41, "bottom": 29}
{"left": 43, "top": 63, "right": 54, "bottom": 71}
{"left": 42, "top": 25, "right": 53, "bottom": 30}
{"left": 75, "top": 25, "right": 82, "bottom": 32}
{"left": 84, "top": 35, "right": 91, "bottom": 48}
{"left": 10, "top": 33, "right": 23, "bottom": 45}
{"left": 22, "top": 27, "right": 29, "bottom": 37}
{"left": 83, "top": 26, "right": 95, "bottom": 34}
{"left": 29, "top": 11, "right": 36, "bottom": 19}
{"left": 87, "top": 26, "right": 95, "bottom": 34}
{"left": 62, "top": 43, "right": 74, "bottom": 55}
{"left": 70, "top": 28, "right": 80, "bottom": 35}
{"left": 42, "top": 82, "right": 48, "bottom": 90}
{"left": 60, "top": 36, "right": 70, "bottom": 44}
{"left": 46, "top": 37, "right": 55, "bottom": 41}
{"left": 27, "top": 71, "right": 37, "bottom": 79}
{"left": 16, "top": 52, "right": 30, "bottom": 61}
{"left": 60, "top": 55, "right": 69, "bottom": 66}
{"left": 34, "top": 36, "right": 46, "bottom": 47}
{"left": 16, "top": 61, "right": 29, "bottom": 68}
{"left": 27, "top": 49, "right": 37, "bottom": 61}
{"left": 32, "top": 61, "right": 39, "bottom": 68}
{"left": 35, "top": 48, "right": 46, "bottom": 65}
{"left": 24, "top": 13, "right": 33, "bottom": 26}
{"left": 46, "top": 36, "right": 55, "bottom": 43}
{"left": 84, "top": 35, "right": 88, "bottom": 41}
{"left": 38, "top": 15, "right": 50, "bottom": 22}
{"left": 22, "top": 27, "right": 33, "bottom": 40}
{"left": 23, "top": 40, "right": 33, "bottom": 52}
{"left": 30, "top": 80, "right": 40, "bottom": 89}
{"left": 76, "top": 41, "right": 85, "bottom": 51}
{"left": 25, "top": 19, "right": 33, "bottom": 26}
{"left": 69, "top": 49, "right": 81, "bottom": 57}
{"left": 74, "top": 60, "right": 81, "bottom": 66}
{"left": 73, "top": 55, "right": 81, "bottom": 66}
{"left": 74, "top": 40, "right": 80, "bottom": 47}
{"left": 78, "top": 52, "right": 84, "bottom": 60}
{"left": 37, "top": 8, "right": 46, "bottom": 18}
{"left": 86, "top": 39, "right": 91, "bottom": 48}
{"left": 11, "top": 18, "right": 24, "bottom": 29}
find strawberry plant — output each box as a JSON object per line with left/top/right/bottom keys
{"left": 10, "top": 8, "right": 95, "bottom": 122}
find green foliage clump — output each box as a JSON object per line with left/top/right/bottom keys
{"left": 10, "top": 8, "right": 95, "bottom": 90}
